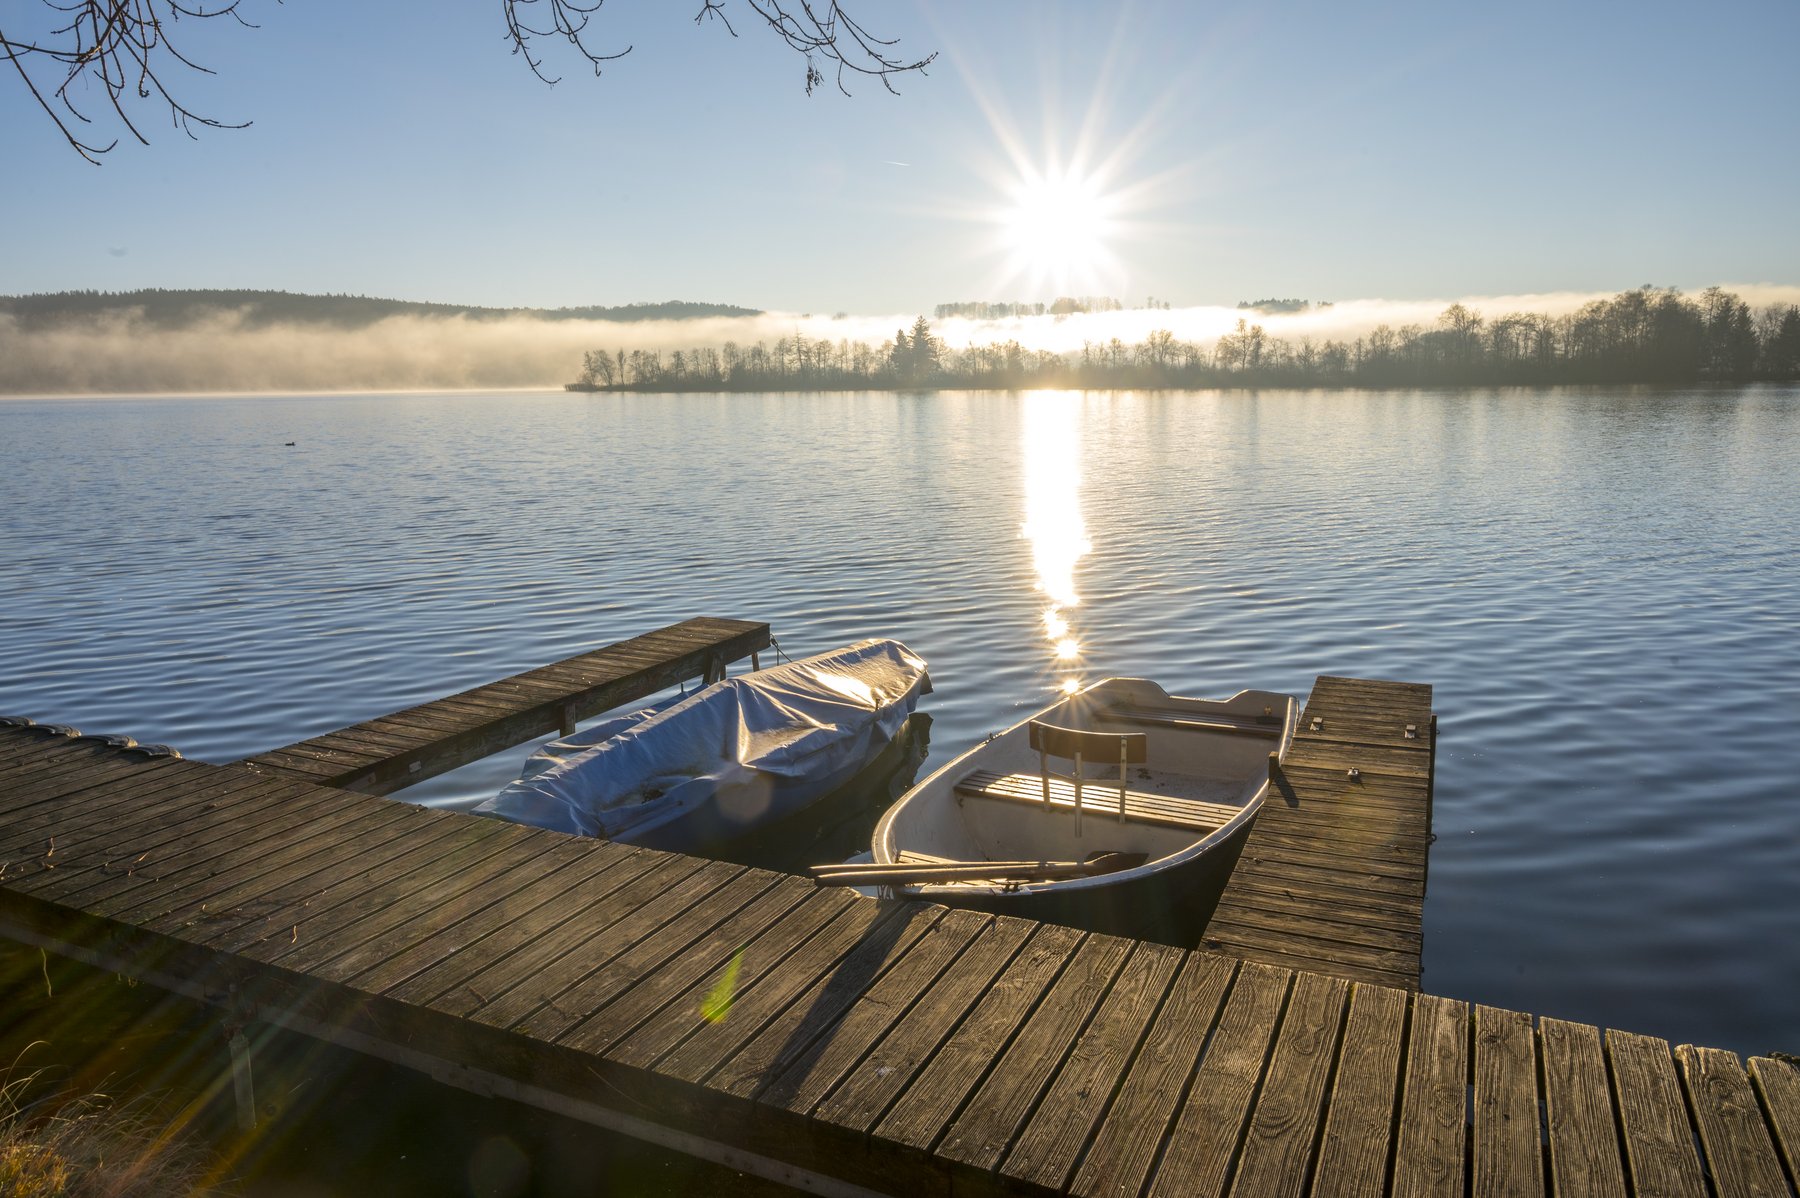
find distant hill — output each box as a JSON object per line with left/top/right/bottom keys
{"left": 0, "top": 289, "right": 763, "bottom": 330}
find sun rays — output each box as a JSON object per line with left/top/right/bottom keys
{"left": 997, "top": 165, "right": 1122, "bottom": 298}
{"left": 917, "top": 11, "right": 1213, "bottom": 307}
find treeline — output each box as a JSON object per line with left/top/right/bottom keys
{"left": 577, "top": 288, "right": 1800, "bottom": 391}
{"left": 0, "top": 290, "right": 761, "bottom": 331}
{"left": 1238, "top": 297, "right": 1330, "bottom": 314}
{"left": 933, "top": 295, "right": 1134, "bottom": 320}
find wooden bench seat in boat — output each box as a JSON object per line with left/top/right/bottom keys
{"left": 952, "top": 768, "right": 1239, "bottom": 833}
{"left": 1102, "top": 704, "right": 1285, "bottom": 738}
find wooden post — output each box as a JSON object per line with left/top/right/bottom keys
{"left": 1073, "top": 751, "right": 1083, "bottom": 838}
{"left": 229, "top": 1030, "right": 256, "bottom": 1130}
{"left": 1117, "top": 743, "right": 1128, "bottom": 824}
{"left": 1427, "top": 713, "right": 1438, "bottom": 816}
{"left": 1268, "top": 751, "right": 1281, "bottom": 785}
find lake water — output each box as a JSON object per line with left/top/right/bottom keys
{"left": 3, "top": 385, "right": 1796, "bottom": 1060}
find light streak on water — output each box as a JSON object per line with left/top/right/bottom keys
{"left": 1021, "top": 391, "right": 1093, "bottom": 693}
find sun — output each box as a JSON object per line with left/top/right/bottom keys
{"left": 999, "top": 167, "right": 1118, "bottom": 294}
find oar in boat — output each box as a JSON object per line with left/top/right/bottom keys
{"left": 808, "top": 851, "right": 1146, "bottom": 887}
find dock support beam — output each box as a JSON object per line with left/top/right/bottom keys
{"left": 228, "top": 1029, "right": 256, "bottom": 1131}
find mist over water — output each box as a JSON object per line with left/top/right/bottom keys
{"left": 7, "top": 285, "right": 1798, "bottom": 394}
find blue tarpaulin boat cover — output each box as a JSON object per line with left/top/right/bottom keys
{"left": 475, "top": 638, "right": 929, "bottom": 844}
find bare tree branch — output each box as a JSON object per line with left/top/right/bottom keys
{"left": 4, "top": 0, "right": 934, "bottom": 164}
{"left": 502, "top": 0, "right": 630, "bottom": 85}
{"left": 692, "top": 1, "right": 936, "bottom": 96}
{"left": 2, "top": 0, "right": 258, "bottom": 164}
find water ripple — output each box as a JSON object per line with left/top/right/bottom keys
{"left": 3, "top": 385, "right": 1798, "bottom": 1056}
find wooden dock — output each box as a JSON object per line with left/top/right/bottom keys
{"left": 242, "top": 616, "right": 769, "bottom": 794}
{"left": 1203, "top": 676, "right": 1433, "bottom": 990}
{"left": 4, "top": 633, "right": 1798, "bottom": 1197}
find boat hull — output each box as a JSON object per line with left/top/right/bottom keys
{"left": 909, "top": 817, "right": 1254, "bottom": 945}
{"left": 479, "top": 639, "right": 930, "bottom": 846}
{"left": 868, "top": 678, "right": 1295, "bottom": 944}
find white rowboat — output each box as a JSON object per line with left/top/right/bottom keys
{"left": 837, "top": 678, "right": 1295, "bottom": 938}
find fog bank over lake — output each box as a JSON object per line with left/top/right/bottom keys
{"left": 6, "top": 284, "right": 1799, "bottom": 394}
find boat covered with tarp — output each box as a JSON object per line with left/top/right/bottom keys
{"left": 477, "top": 638, "right": 930, "bottom": 850}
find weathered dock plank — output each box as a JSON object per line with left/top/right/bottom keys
{"left": 1312, "top": 983, "right": 1408, "bottom": 1198}
{"left": 654, "top": 896, "right": 924, "bottom": 1087}
{"left": 517, "top": 865, "right": 782, "bottom": 1043}
{"left": 712, "top": 906, "right": 966, "bottom": 1103}
{"left": 9, "top": 669, "right": 1799, "bottom": 1198}
{"left": 1227, "top": 969, "right": 1348, "bottom": 1198}
{"left": 1203, "top": 675, "right": 1433, "bottom": 990}
{"left": 339, "top": 838, "right": 640, "bottom": 992}
{"left": 872, "top": 920, "right": 1084, "bottom": 1156}
{"left": 934, "top": 932, "right": 1132, "bottom": 1173}
{"left": 383, "top": 847, "right": 672, "bottom": 1008}
{"left": 242, "top": 616, "right": 770, "bottom": 794}
{"left": 812, "top": 916, "right": 1037, "bottom": 1136}
{"left": 1472, "top": 1005, "right": 1544, "bottom": 1198}
{"left": 1146, "top": 959, "right": 1291, "bottom": 1198}
{"left": 1002, "top": 939, "right": 1183, "bottom": 1191}
{"left": 1609, "top": 1029, "right": 1708, "bottom": 1198}
{"left": 0, "top": 757, "right": 238, "bottom": 856}
{"left": 1677, "top": 1044, "right": 1792, "bottom": 1198}
{"left": 1749, "top": 1055, "right": 1800, "bottom": 1190}
{"left": 555, "top": 872, "right": 813, "bottom": 1048}
{"left": 750, "top": 906, "right": 991, "bottom": 1112}
{"left": 1543, "top": 1017, "right": 1628, "bottom": 1198}
{"left": 598, "top": 886, "right": 866, "bottom": 1071}
{"left": 1391, "top": 992, "right": 1468, "bottom": 1198}
{"left": 456, "top": 855, "right": 735, "bottom": 1029}
{"left": 266, "top": 825, "right": 568, "bottom": 971}
{"left": 1069, "top": 951, "right": 1236, "bottom": 1197}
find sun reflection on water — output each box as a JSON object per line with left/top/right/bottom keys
{"left": 1022, "top": 393, "right": 1092, "bottom": 693}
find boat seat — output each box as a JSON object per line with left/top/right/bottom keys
{"left": 1102, "top": 704, "right": 1284, "bottom": 738}
{"left": 952, "top": 769, "right": 1239, "bottom": 833}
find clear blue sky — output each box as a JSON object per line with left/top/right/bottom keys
{"left": 4, "top": 0, "right": 1797, "bottom": 314}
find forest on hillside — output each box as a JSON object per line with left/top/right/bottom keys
{"left": 0, "top": 290, "right": 761, "bottom": 331}
{"left": 574, "top": 287, "right": 1800, "bottom": 391}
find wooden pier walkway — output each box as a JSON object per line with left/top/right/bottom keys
{"left": 1203, "top": 676, "right": 1434, "bottom": 990}
{"left": 4, "top": 640, "right": 1797, "bottom": 1197}
{"left": 242, "top": 616, "right": 769, "bottom": 795}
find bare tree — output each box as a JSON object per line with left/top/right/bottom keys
{"left": 687, "top": 1, "right": 935, "bottom": 96}
{"left": 1, "top": 0, "right": 260, "bottom": 164}
{"left": 3, "top": 0, "right": 935, "bottom": 164}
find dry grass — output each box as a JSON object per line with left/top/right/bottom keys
{"left": 0, "top": 1046, "right": 231, "bottom": 1198}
